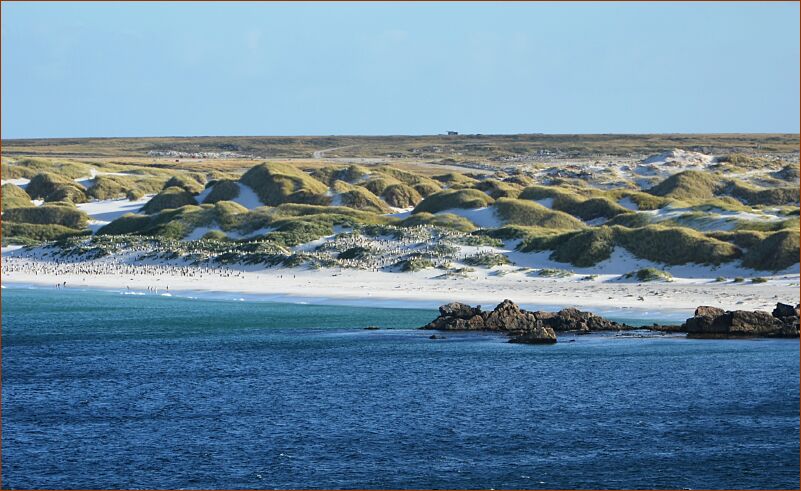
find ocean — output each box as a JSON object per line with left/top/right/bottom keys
{"left": 2, "top": 287, "right": 799, "bottom": 489}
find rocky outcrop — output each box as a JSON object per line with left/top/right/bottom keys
{"left": 421, "top": 300, "right": 801, "bottom": 343}
{"left": 421, "top": 300, "right": 638, "bottom": 344}
{"left": 683, "top": 304, "right": 800, "bottom": 338}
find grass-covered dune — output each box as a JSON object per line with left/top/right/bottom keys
{"left": 141, "top": 186, "right": 198, "bottom": 214}
{"left": 1, "top": 158, "right": 93, "bottom": 180}
{"left": 399, "top": 212, "right": 476, "bottom": 232}
{"left": 4, "top": 203, "right": 89, "bottom": 228}
{"left": 1, "top": 183, "right": 33, "bottom": 210}
{"left": 240, "top": 162, "right": 329, "bottom": 206}
{"left": 98, "top": 201, "right": 398, "bottom": 245}
{"left": 738, "top": 230, "right": 800, "bottom": 271}
{"left": 648, "top": 170, "right": 799, "bottom": 206}
{"left": 25, "top": 172, "right": 88, "bottom": 203}
{"left": 2, "top": 222, "right": 90, "bottom": 245}
{"left": 494, "top": 198, "right": 586, "bottom": 229}
{"left": 331, "top": 180, "right": 390, "bottom": 213}
{"left": 520, "top": 224, "right": 744, "bottom": 268}
{"left": 202, "top": 179, "right": 240, "bottom": 204}
{"left": 310, "top": 164, "right": 370, "bottom": 185}
{"left": 163, "top": 174, "right": 206, "bottom": 194}
{"left": 519, "top": 185, "right": 632, "bottom": 220}
{"left": 381, "top": 183, "right": 422, "bottom": 208}
{"left": 473, "top": 179, "right": 522, "bottom": 199}
{"left": 432, "top": 172, "right": 479, "bottom": 189}
{"left": 413, "top": 189, "right": 495, "bottom": 214}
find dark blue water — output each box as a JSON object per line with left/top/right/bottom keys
{"left": 2, "top": 287, "right": 799, "bottom": 489}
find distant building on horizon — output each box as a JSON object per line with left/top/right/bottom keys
{"left": 447, "top": 130, "right": 458, "bottom": 135}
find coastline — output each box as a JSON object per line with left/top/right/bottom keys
{"left": 4, "top": 260, "right": 799, "bottom": 322}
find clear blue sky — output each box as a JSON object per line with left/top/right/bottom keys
{"left": 2, "top": 1, "right": 799, "bottom": 138}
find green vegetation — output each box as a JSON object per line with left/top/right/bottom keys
{"left": 624, "top": 268, "right": 673, "bottom": 282}
{"left": 432, "top": 172, "right": 479, "bottom": 189}
{"left": 519, "top": 185, "right": 631, "bottom": 220}
{"left": 25, "top": 172, "right": 88, "bottom": 203}
{"left": 399, "top": 212, "right": 475, "bottom": 232}
{"left": 141, "top": 186, "right": 198, "bottom": 214}
{"left": 201, "top": 230, "right": 228, "bottom": 241}
{"left": 202, "top": 179, "right": 240, "bottom": 204}
{"left": 240, "top": 162, "right": 328, "bottom": 206}
{"left": 310, "top": 164, "right": 370, "bottom": 185}
{"left": 4, "top": 204, "right": 89, "bottom": 228}
{"left": 163, "top": 174, "right": 206, "bottom": 194}
{"left": 2, "top": 222, "right": 90, "bottom": 245}
{"left": 412, "top": 189, "right": 495, "bottom": 214}
{"left": 397, "top": 257, "right": 434, "bottom": 272}
{"left": 616, "top": 225, "right": 741, "bottom": 266}
{"left": 520, "top": 224, "right": 741, "bottom": 267}
{"left": 740, "top": 230, "right": 800, "bottom": 271}
{"left": 1, "top": 158, "right": 92, "bottom": 179}
{"left": 751, "top": 277, "right": 768, "bottom": 283}
{"left": 1, "top": 183, "right": 33, "bottom": 210}
{"left": 647, "top": 170, "right": 719, "bottom": 200}
{"left": 725, "top": 181, "right": 799, "bottom": 206}
{"left": 381, "top": 183, "right": 422, "bottom": 208}
{"left": 538, "top": 268, "right": 572, "bottom": 278}
{"left": 494, "top": 198, "right": 586, "bottom": 229}
{"left": 463, "top": 252, "right": 511, "bottom": 267}
{"left": 331, "top": 180, "right": 390, "bottom": 213}
{"left": 473, "top": 179, "right": 522, "bottom": 199}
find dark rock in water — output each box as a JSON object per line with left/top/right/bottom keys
{"left": 429, "top": 334, "right": 446, "bottom": 340}
{"left": 772, "top": 302, "right": 800, "bottom": 319}
{"left": 684, "top": 303, "right": 799, "bottom": 338}
{"left": 695, "top": 306, "right": 725, "bottom": 318}
{"left": 421, "top": 300, "right": 801, "bottom": 342}
{"left": 364, "top": 326, "right": 381, "bottom": 330}
{"left": 439, "top": 302, "right": 482, "bottom": 319}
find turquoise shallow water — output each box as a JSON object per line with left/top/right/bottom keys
{"left": 2, "top": 287, "right": 799, "bottom": 489}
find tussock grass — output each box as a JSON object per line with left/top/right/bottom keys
{"left": 399, "top": 212, "right": 476, "bottom": 232}
{"left": 1, "top": 183, "right": 33, "bottom": 210}
{"left": 240, "top": 162, "right": 329, "bottom": 206}
{"left": 740, "top": 230, "right": 800, "bottom": 271}
{"left": 2, "top": 222, "right": 90, "bottom": 244}
{"left": 624, "top": 268, "right": 673, "bottom": 282}
{"left": 616, "top": 225, "right": 741, "bottom": 265}
{"left": 413, "top": 189, "right": 495, "bottom": 214}
{"left": 432, "top": 172, "right": 479, "bottom": 189}
{"left": 473, "top": 179, "right": 522, "bottom": 199}
{"left": 519, "top": 185, "right": 630, "bottom": 220}
{"left": 725, "top": 181, "right": 799, "bottom": 206}
{"left": 494, "top": 198, "right": 585, "bottom": 229}
{"left": 141, "top": 186, "right": 198, "bottom": 214}
{"left": 4, "top": 204, "right": 89, "bottom": 228}
{"left": 361, "top": 176, "right": 401, "bottom": 196}
{"left": 647, "top": 170, "right": 719, "bottom": 200}
{"left": 381, "top": 183, "right": 422, "bottom": 208}
{"left": 202, "top": 179, "right": 240, "bottom": 204}
{"left": 331, "top": 180, "right": 389, "bottom": 213}
{"left": 25, "top": 172, "right": 88, "bottom": 203}
{"left": 164, "top": 175, "right": 206, "bottom": 194}
{"left": 2, "top": 158, "right": 92, "bottom": 179}
{"left": 412, "top": 182, "right": 441, "bottom": 198}
{"left": 521, "top": 224, "right": 742, "bottom": 267}
{"left": 310, "top": 164, "right": 370, "bottom": 185}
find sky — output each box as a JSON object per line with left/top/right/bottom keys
{"left": 2, "top": 1, "right": 799, "bottom": 139}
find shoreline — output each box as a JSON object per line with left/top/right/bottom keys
{"left": 4, "top": 260, "right": 799, "bottom": 322}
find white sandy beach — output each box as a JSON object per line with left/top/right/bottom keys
{"left": 3, "top": 248, "right": 798, "bottom": 321}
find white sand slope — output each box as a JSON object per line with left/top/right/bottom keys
{"left": 76, "top": 196, "right": 152, "bottom": 232}
{"left": 195, "top": 182, "right": 263, "bottom": 209}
